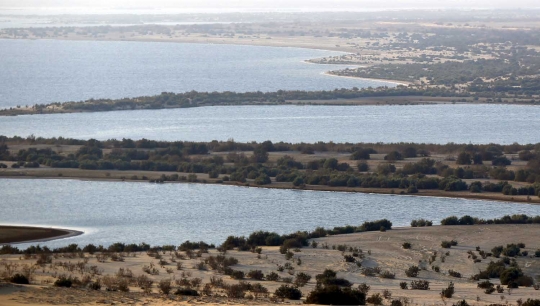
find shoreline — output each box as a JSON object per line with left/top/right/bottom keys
{"left": 322, "top": 71, "right": 413, "bottom": 86}
{"left": 0, "top": 225, "right": 83, "bottom": 245}
{"left": 1, "top": 175, "right": 538, "bottom": 205}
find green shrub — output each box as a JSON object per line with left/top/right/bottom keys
{"left": 410, "top": 219, "right": 432, "bottom": 227}
{"left": 357, "top": 161, "right": 369, "bottom": 172}
{"left": 402, "top": 242, "right": 411, "bottom": 249}
{"left": 360, "top": 219, "right": 392, "bottom": 232}
{"left": 440, "top": 216, "right": 459, "bottom": 225}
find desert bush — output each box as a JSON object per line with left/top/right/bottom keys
{"left": 201, "top": 283, "right": 212, "bottom": 296}
{"left": 380, "top": 271, "right": 395, "bottom": 279}
{"left": 225, "top": 284, "right": 246, "bottom": 298}
{"left": 135, "top": 274, "right": 153, "bottom": 293}
{"left": 175, "top": 288, "right": 199, "bottom": 296}
{"left": 281, "top": 276, "right": 293, "bottom": 283}
{"left": 448, "top": 270, "right": 462, "bottom": 278}
{"left": 399, "top": 282, "right": 408, "bottom": 289}
{"left": 10, "top": 274, "right": 29, "bottom": 284}
{"left": 207, "top": 276, "right": 224, "bottom": 288}
{"left": 36, "top": 253, "right": 52, "bottom": 265}
{"left": 54, "top": 276, "right": 73, "bottom": 288}
{"left": 522, "top": 300, "right": 540, "bottom": 306}
{"left": 357, "top": 283, "right": 370, "bottom": 294}
{"left": 477, "top": 280, "right": 494, "bottom": 289}
{"left": 315, "top": 270, "right": 352, "bottom": 287}
{"left": 89, "top": 280, "right": 101, "bottom": 290}
{"left": 158, "top": 279, "right": 172, "bottom": 294}
{"left": 251, "top": 283, "right": 269, "bottom": 298}
{"left": 402, "top": 242, "right": 412, "bottom": 249}
{"left": 362, "top": 267, "right": 378, "bottom": 277}
{"left": 294, "top": 272, "right": 311, "bottom": 287}
{"left": 410, "top": 280, "right": 430, "bottom": 290}
{"left": 343, "top": 254, "right": 356, "bottom": 263}
{"left": 265, "top": 272, "right": 279, "bottom": 281}
{"left": 405, "top": 265, "right": 420, "bottom": 277}
{"left": 274, "top": 284, "right": 302, "bottom": 300}
{"left": 382, "top": 289, "right": 392, "bottom": 299}
{"left": 367, "top": 293, "right": 383, "bottom": 305}
{"left": 391, "top": 300, "right": 404, "bottom": 306}
{"left": 441, "top": 282, "right": 455, "bottom": 298}
{"left": 230, "top": 270, "right": 245, "bottom": 280}
{"left": 304, "top": 285, "right": 365, "bottom": 305}
{"left": 194, "top": 261, "right": 206, "bottom": 270}
{"left": 441, "top": 240, "right": 457, "bottom": 248}
{"left": 247, "top": 270, "right": 264, "bottom": 280}
{"left": 285, "top": 250, "right": 294, "bottom": 260}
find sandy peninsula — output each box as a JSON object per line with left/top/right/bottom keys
{"left": 0, "top": 226, "right": 83, "bottom": 245}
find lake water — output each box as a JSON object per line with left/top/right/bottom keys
{"left": 1, "top": 104, "right": 539, "bottom": 144}
{"left": 1, "top": 179, "right": 539, "bottom": 248}
{"left": 0, "top": 39, "right": 390, "bottom": 109}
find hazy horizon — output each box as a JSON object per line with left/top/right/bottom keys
{"left": 1, "top": 0, "right": 539, "bottom": 13}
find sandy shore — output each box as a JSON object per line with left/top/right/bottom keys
{"left": 0, "top": 226, "right": 83, "bottom": 245}
{"left": 323, "top": 71, "right": 413, "bottom": 86}
{"left": 2, "top": 224, "right": 540, "bottom": 305}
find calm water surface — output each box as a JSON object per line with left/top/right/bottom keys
{"left": 1, "top": 179, "right": 539, "bottom": 248}
{"left": 0, "top": 39, "right": 391, "bottom": 108}
{"left": 1, "top": 104, "right": 539, "bottom": 144}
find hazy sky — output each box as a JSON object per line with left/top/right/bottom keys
{"left": 1, "top": 0, "right": 538, "bottom": 11}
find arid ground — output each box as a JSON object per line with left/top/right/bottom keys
{"left": 2, "top": 225, "right": 540, "bottom": 305}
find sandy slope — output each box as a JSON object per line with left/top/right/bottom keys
{"left": 2, "top": 225, "right": 540, "bottom": 305}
